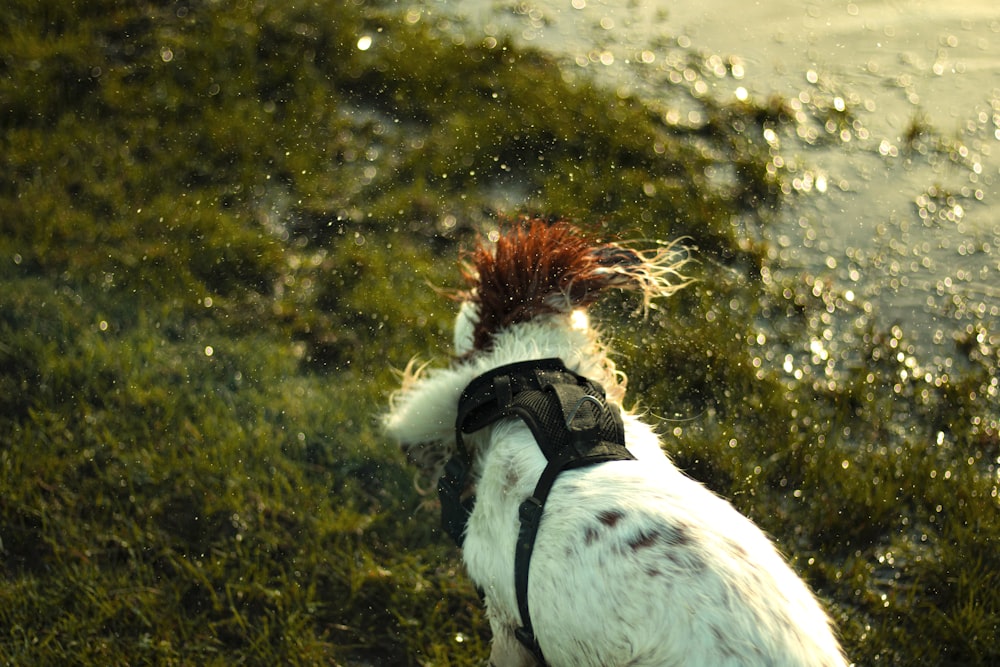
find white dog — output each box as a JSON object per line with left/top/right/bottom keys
{"left": 384, "top": 220, "right": 847, "bottom": 667}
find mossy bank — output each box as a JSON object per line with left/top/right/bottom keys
{"left": 1, "top": 1, "right": 997, "bottom": 665}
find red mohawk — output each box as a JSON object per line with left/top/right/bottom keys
{"left": 462, "top": 219, "right": 689, "bottom": 351}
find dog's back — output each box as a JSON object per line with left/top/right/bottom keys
{"left": 495, "top": 422, "right": 844, "bottom": 666}
{"left": 386, "top": 220, "right": 847, "bottom": 666}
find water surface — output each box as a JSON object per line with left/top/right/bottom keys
{"left": 412, "top": 0, "right": 1000, "bottom": 366}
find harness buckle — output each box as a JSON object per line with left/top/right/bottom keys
{"left": 564, "top": 394, "right": 606, "bottom": 428}
{"left": 518, "top": 496, "right": 544, "bottom": 529}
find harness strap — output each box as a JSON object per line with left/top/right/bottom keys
{"left": 440, "top": 358, "right": 572, "bottom": 547}
{"left": 437, "top": 455, "right": 476, "bottom": 548}
{"left": 448, "top": 358, "right": 634, "bottom": 666}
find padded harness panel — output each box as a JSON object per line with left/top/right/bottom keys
{"left": 440, "top": 358, "right": 635, "bottom": 666}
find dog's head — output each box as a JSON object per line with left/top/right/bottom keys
{"left": 454, "top": 218, "right": 689, "bottom": 356}
{"left": 385, "top": 218, "right": 689, "bottom": 489}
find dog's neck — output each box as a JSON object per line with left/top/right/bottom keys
{"left": 384, "top": 314, "right": 625, "bottom": 465}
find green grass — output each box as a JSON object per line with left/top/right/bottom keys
{"left": 1, "top": 1, "right": 998, "bottom": 665}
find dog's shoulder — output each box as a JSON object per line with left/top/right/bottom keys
{"left": 384, "top": 362, "right": 476, "bottom": 446}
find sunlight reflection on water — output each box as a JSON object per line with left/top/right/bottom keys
{"left": 411, "top": 0, "right": 999, "bottom": 366}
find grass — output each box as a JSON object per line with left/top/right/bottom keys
{"left": 1, "top": 1, "right": 998, "bottom": 665}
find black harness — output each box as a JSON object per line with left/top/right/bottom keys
{"left": 438, "top": 358, "right": 635, "bottom": 665}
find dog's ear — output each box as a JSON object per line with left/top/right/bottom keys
{"left": 587, "top": 240, "right": 691, "bottom": 312}
{"left": 459, "top": 219, "right": 588, "bottom": 351}
{"left": 453, "top": 300, "right": 478, "bottom": 357}
{"left": 385, "top": 362, "right": 453, "bottom": 444}
{"left": 460, "top": 219, "right": 690, "bottom": 351}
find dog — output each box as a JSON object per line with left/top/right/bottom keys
{"left": 384, "top": 220, "right": 847, "bottom": 667}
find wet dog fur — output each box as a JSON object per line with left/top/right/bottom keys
{"left": 384, "top": 220, "right": 847, "bottom": 667}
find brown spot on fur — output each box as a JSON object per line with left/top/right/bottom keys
{"left": 662, "top": 545, "right": 708, "bottom": 574}
{"left": 597, "top": 510, "right": 624, "bottom": 528}
{"left": 504, "top": 467, "right": 520, "bottom": 490}
{"left": 628, "top": 528, "right": 663, "bottom": 551}
{"left": 664, "top": 524, "right": 690, "bottom": 547}
{"left": 627, "top": 524, "right": 690, "bottom": 552}
{"left": 584, "top": 526, "right": 599, "bottom": 545}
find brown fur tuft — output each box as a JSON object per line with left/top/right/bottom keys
{"left": 462, "top": 218, "right": 690, "bottom": 351}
